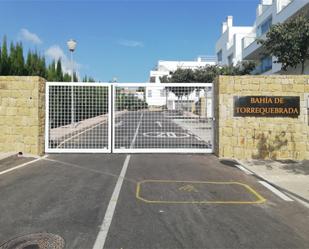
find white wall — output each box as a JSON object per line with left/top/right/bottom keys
{"left": 145, "top": 87, "right": 211, "bottom": 108}
{"left": 215, "top": 16, "right": 253, "bottom": 66}
{"left": 149, "top": 57, "right": 216, "bottom": 83}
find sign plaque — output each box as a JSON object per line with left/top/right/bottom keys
{"left": 234, "top": 96, "right": 300, "bottom": 118}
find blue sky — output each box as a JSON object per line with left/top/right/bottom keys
{"left": 0, "top": 0, "right": 259, "bottom": 82}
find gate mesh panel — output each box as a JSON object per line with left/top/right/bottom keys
{"left": 48, "top": 84, "right": 109, "bottom": 151}
{"left": 114, "top": 85, "right": 212, "bottom": 151}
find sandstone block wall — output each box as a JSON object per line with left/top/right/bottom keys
{"left": 214, "top": 75, "right": 309, "bottom": 160}
{"left": 0, "top": 76, "right": 45, "bottom": 155}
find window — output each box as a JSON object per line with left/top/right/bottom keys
{"left": 257, "top": 16, "right": 272, "bottom": 37}
{"left": 261, "top": 56, "right": 272, "bottom": 73}
{"left": 150, "top": 76, "right": 156, "bottom": 83}
{"left": 217, "top": 50, "right": 222, "bottom": 62}
{"left": 228, "top": 53, "right": 234, "bottom": 66}
{"left": 148, "top": 90, "right": 152, "bottom": 98}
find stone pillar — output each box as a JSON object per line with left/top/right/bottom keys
{"left": 214, "top": 75, "right": 309, "bottom": 160}
{"left": 0, "top": 76, "right": 46, "bottom": 156}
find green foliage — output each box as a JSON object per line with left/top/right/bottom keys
{"left": 63, "top": 73, "right": 71, "bottom": 82}
{"left": 56, "top": 59, "right": 63, "bottom": 81}
{"left": 116, "top": 92, "right": 148, "bottom": 111}
{"left": 258, "top": 15, "right": 309, "bottom": 74}
{"left": 160, "top": 62, "right": 256, "bottom": 84}
{"left": 82, "top": 75, "right": 96, "bottom": 82}
{"left": 26, "top": 51, "right": 46, "bottom": 77}
{"left": 160, "top": 62, "right": 256, "bottom": 98}
{"left": 1, "top": 36, "right": 9, "bottom": 75}
{"left": 0, "top": 35, "right": 95, "bottom": 81}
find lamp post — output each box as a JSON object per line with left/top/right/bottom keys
{"left": 67, "top": 39, "right": 77, "bottom": 126}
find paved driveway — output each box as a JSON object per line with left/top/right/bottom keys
{"left": 52, "top": 110, "right": 212, "bottom": 151}
{"left": 0, "top": 153, "right": 309, "bottom": 249}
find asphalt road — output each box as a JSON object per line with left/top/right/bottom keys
{"left": 54, "top": 110, "right": 211, "bottom": 151}
{"left": 0, "top": 153, "right": 309, "bottom": 249}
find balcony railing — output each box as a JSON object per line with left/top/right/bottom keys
{"left": 242, "top": 35, "right": 256, "bottom": 49}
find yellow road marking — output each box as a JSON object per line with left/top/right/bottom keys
{"left": 136, "top": 180, "right": 266, "bottom": 204}
{"left": 178, "top": 184, "right": 199, "bottom": 192}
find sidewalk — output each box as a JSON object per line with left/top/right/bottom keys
{"left": 172, "top": 118, "right": 212, "bottom": 143}
{"left": 172, "top": 111, "right": 212, "bottom": 143}
{"left": 239, "top": 159, "right": 309, "bottom": 202}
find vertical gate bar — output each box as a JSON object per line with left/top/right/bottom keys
{"left": 71, "top": 85, "right": 74, "bottom": 127}
{"left": 211, "top": 85, "right": 214, "bottom": 153}
{"left": 45, "top": 83, "right": 50, "bottom": 152}
{"left": 111, "top": 84, "right": 115, "bottom": 153}
{"left": 108, "top": 84, "right": 112, "bottom": 152}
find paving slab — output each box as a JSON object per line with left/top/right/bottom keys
{"left": 240, "top": 159, "right": 309, "bottom": 201}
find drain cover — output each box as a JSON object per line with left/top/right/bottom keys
{"left": 0, "top": 233, "right": 65, "bottom": 249}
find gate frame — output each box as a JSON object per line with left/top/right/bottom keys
{"left": 45, "top": 82, "right": 112, "bottom": 153}
{"left": 45, "top": 82, "right": 214, "bottom": 154}
{"left": 112, "top": 83, "right": 214, "bottom": 154}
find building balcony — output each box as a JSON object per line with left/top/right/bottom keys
{"left": 276, "top": 1, "right": 309, "bottom": 23}
{"left": 242, "top": 33, "right": 267, "bottom": 60}
{"left": 242, "top": 35, "right": 256, "bottom": 50}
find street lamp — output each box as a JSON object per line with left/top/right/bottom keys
{"left": 67, "top": 39, "right": 77, "bottom": 82}
{"left": 67, "top": 39, "right": 77, "bottom": 126}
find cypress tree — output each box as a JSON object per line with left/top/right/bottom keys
{"left": 47, "top": 60, "right": 56, "bottom": 81}
{"left": 1, "top": 36, "right": 9, "bottom": 75}
{"left": 0, "top": 46, "right": 2, "bottom": 74}
{"left": 73, "top": 72, "right": 78, "bottom": 82}
{"left": 9, "top": 41, "right": 16, "bottom": 75}
{"left": 26, "top": 50, "right": 33, "bottom": 75}
{"left": 63, "top": 72, "right": 71, "bottom": 82}
{"left": 56, "top": 59, "right": 63, "bottom": 81}
{"left": 12, "top": 42, "right": 25, "bottom": 75}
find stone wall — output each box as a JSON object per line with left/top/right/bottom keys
{"left": 0, "top": 76, "right": 45, "bottom": 155}
{"left": 214, "top": 75, "right": 309, "bottom": 160}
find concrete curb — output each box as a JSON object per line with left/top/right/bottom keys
{"left": 236, "top": 160, "right": 309, "bottom": 205}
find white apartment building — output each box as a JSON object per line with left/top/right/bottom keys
{"left": 147, "top": 57, "right": 215, "bottom": 108}
{"left": 216, "top": 0, "right": 309, "bottom": 74}
{"left": 215, "top": 16, "right": 254, "bottom": 66}
{"left": 149, "top": 56, "right": 216, "bottom": 84}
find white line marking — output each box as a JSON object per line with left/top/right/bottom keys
{"left": 259, "top": 181, "right": 294, "bottom": 202}
{"left": 92, "top": 155, "right": 131, "bottom": 249}
{"left": 235, "top": 164, "right": 254, "bottom": 175}
{"left": 0, "top": 155, "right": 47, "bottom": 176}
{"left": 156, "top": 121, "right": 162, "bottom": 128}
{"left": 130, "top": 112, "right": 143, "bottom": 149}
{"left": 57, "top": 122, "right": 105, "bottom": 148}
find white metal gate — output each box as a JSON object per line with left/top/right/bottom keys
{"left": 45, "top": 82, "right": 213, "bottom": 153}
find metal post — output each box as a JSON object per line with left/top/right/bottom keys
{"left": 71, "top": 51, "right": 75, "bottom": 127}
